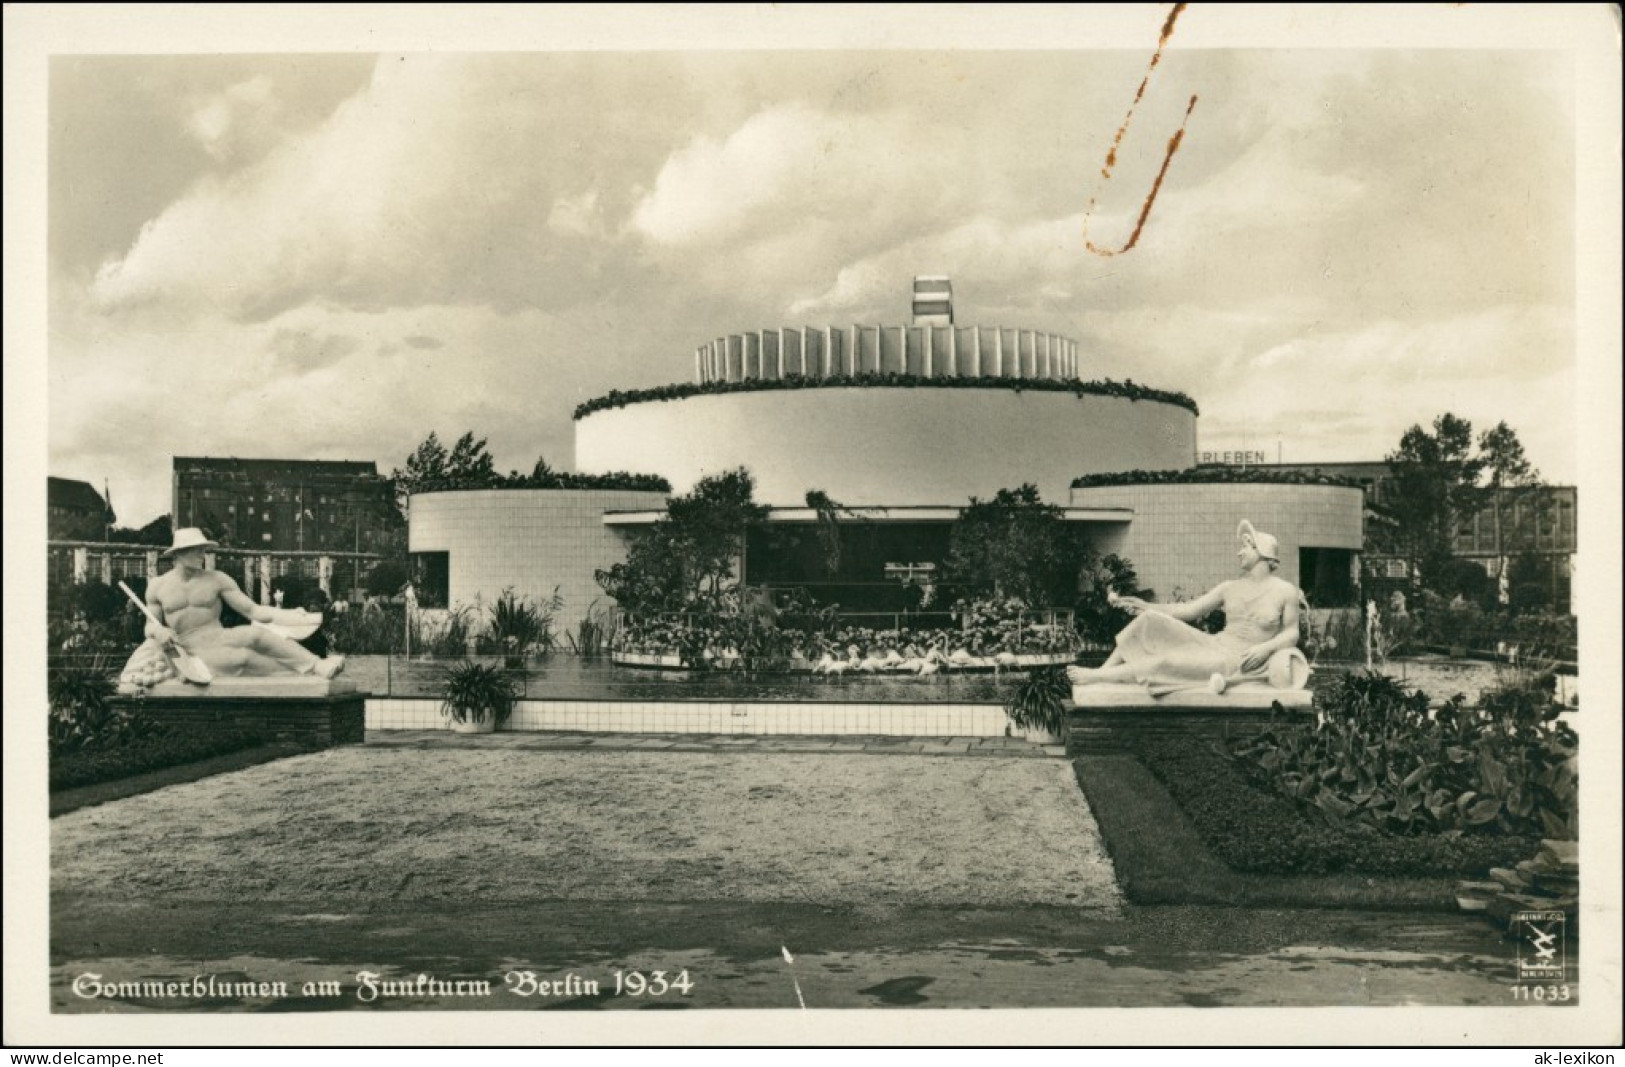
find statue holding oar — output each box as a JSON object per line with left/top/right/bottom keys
{"left": 118, "top": 528, "right": 345, "bottom": 688}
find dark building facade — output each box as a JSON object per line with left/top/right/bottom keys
{"left": 172, "top": 457, "right": 402, "bottom": 555}
{"left": 48, "top": 477, "right": 112, "bottom": 541}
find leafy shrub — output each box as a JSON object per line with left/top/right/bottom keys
{"left": 51, "top": 726, "right": 269, "bottom": 792}
{"left": 1131, "top": 734, "right": 1534, "bottom": 876}
{"left": 573, "top": 373, "right": 1200, "bottom": 420}
{"left": 421, "top": 605, "right": 478, "bottom": 658}
{"left": 365, "top": 560, "right": 412, "bottom": 597}
{"left": 47, "top": 619, "right": 144, "bottom": 756}
{"left": 328, "top": 603, "right": 405, "bottom": 654}
{"left": 1229, "top": 671, "right": 1577, "bottom": 840}
{"left": 1074, "top": 554, "right": 1144, "bottom": 645}
{"left": 566, "top": 602, "right": 620, "bottom": 656}
{"left": 1005, "top": 667, "right": 1071, "bottom": 737}
{"left": 481, "top": 587, "right": 563, "bottom": 665}
{"left": 440, "top": 660, "right": 517, "bottom": 726}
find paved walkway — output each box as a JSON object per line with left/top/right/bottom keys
{"left": 365, "top": 729, "right": 1066, "bottom": 758}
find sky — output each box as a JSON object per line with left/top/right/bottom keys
{"left": 42, "top": 20, "right": 1581, "bottom": 528}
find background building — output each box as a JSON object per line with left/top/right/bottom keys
{"left": 1246, "top": 461, "right": 1575, "bottom": 611}
{"left": 414, "top": 281, "right": 1367, "bottom": 630}
{"left": 48, "top": 477, "right": 113, "bottom": 541}
{"left": 172, "top": 457, "right": 402, "bottom": 556}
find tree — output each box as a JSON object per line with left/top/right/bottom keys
{"left": 1380, "top": 413, "right": 1486, "bottom": 594}
{"left": 595, "top": 468, "right": 768, "bottom": 616}
{"left": 1380, "top": 415, "right": 1547, "bottom": 601}
{"left": 392, "top": 431, "right": 500, "bottom": 512}
{"left": 106, "top": 514, "right": 173, "bottom": 546}
{"left": 445, "top": 432, "right": 498, "bottom": 487}
{"left": 1478, "top": 421, "right": 1545, "bottom": 562}
{"left": 944, "top": 485, "right": 1082, "bottom": 606}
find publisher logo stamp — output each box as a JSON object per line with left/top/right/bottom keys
{"left": 1513, "top": 911, "right": 1566, "bottom": 981}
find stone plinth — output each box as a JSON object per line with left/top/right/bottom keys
{"left": 1067, "top": 683, "right": 1313, "bottom": 755}
{"left": 111, "top": 677, "right": 365, "bottom": 747}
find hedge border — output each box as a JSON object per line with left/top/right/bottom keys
{"left": 1072, "top": 468, "right": 1364, "bottom": 490}
{"left": 573, "top": 373, "right": 1200, "bottom": 420}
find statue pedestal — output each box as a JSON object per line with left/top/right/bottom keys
{"left": 1068, "top": 683, "right": 1313, "bottom": 755}
{"left": 111, "top": 677, "right": 366, "bottom": 747}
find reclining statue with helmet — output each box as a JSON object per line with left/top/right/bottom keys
{"left": 1068, "top": 520, "right": 1311, "bottom": 703}
{"left": 119, "top": 528, "right": 346, "bottom": 689}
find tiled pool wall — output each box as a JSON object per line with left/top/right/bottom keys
{"left": 367, "top": 698, "right": 1014, "bottom": 737}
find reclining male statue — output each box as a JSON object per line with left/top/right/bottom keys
{"left": 1067, "top": 520, "right": 1310, "bottom": 699}
{"left": 119, "top": 527, "right": 345, "bottom": 687}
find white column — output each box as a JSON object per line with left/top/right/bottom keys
{"left": 824, "top": 326, "right": 834, "bottom": 377}
{"left": 258, "top": 555, "right": 273, "bottom": 605}
{"left": 72, "top": 546, "right": 88, "bottom": 584}
{"left": 850, "top": 325, "right": 859, "bottom": 376}
{"left": 243, "top": 556, "right": 255, "bottom": 592}
{"left": 924, "top": 326, "right": 934, "bottom": 378}
{"left": 899, "top": 326, "right": 907, "bottom": 374}
{"left": 799, "top": 327, "right": 809, "bottom": 376}
{"left": 145, "top": 550, "right": 159, "bottom": 578}
{"left": 974, "top": 327, "right": 983, "bottom": 376}
{"left": 777, "top": 328, "right": 786, "bottom": 379}
{"left": 319, "top": 555, "right": 333, "bottom": 595}
{"left": 99, "top": 552, "right": 112, "bottom": 585}
{"left": 947, "top": 326, "right": 958, "bottom": 377}
{"left": 1043, "top": 334, "right": 1052, "bottom": 378}
{"left": 994, "top": 327, "right": 1004, "bottom": 377}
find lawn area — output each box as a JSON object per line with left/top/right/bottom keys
{"left": 51, "top": 745, "right": 1123, "bottom": 910}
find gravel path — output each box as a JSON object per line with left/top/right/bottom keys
{"left": 51, "top": 747, "right": 1121, "bottom": 909}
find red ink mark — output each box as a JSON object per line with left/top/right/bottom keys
{"left": 1084, "top": 3, "right": 1199, "bottom": 257}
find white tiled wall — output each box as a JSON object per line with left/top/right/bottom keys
{"left": 1070, "top": 483, "right": 1364, "bottom": 600}
{"left": 366, "top": 698, "right": 1011, "bottom": 737}
{"left": 409, "top": 489, "right": 667, "bottom": 636}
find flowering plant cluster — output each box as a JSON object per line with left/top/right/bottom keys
{"left": 947, "top": 596, "right": 1079, "bottom": 654}
{"left": 613, "top": 595, "right": 1081, "bottom": 667}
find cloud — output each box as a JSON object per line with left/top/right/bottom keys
{"left": 86, "top": 55, "right": 685, "bottom": 322}
{"left": 186, "top": 74, "right": 278, "bottom": 163}
{"left": 547, "top": 190, "right": 602, "bottom": 237}
{"left": 266, "top": 328, "right": 361, "bottom": 373}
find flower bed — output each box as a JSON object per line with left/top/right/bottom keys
{"left": 614, "top": 597, "right": 1083, "bottom": 672}
{"left": 1128, "top": 734, "right": 1535, "bottom": 877}
{"left": 50, "top": 725, "right": 271, "bottom": 792}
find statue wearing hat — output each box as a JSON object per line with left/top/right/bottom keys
{"left": 1068, "top": 520, "right": 1310, "bottom": 697}
{"left": 119, "top": 527, "right": 345, "bottom": 687}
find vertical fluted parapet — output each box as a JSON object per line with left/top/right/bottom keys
{"left": 691, "top": 326, "right": 1081, "bottom": 384}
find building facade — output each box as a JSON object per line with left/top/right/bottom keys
{"left": 48, "top": 477, "right": 112, "bottom": 541}
{"left": 172, "top": 457, "right": 402, "bottom": 556}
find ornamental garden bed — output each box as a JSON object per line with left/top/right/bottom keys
{"left": 1072, "top": 669, "right": 1573, "bottom": 911}
{"left": 47, "top": 722, "right": 320, "bottom": 817}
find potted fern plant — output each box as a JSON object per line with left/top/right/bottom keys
{"left": 1004, "top": 665, "right": 1072, "bottom": 743}
{"left": 440, "top": 660, "right": 516, "bottom": 734}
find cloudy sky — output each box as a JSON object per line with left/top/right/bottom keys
{"left": 42, "top": 16, "right": 1582, "bottom": 526}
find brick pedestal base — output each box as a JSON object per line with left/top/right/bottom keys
{"left": 1066, "top": 705, "right": 1310, "bottom": 755}
{"left": 111, "top": 692, "right": 366, "bottom": 747}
